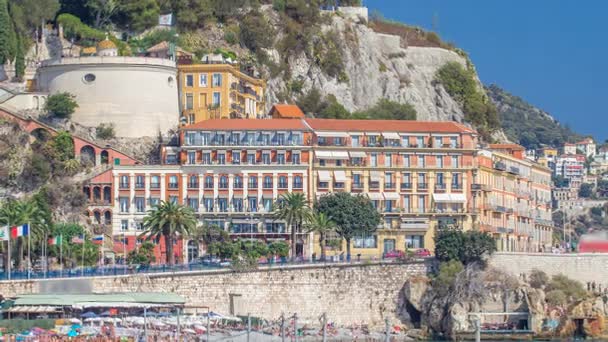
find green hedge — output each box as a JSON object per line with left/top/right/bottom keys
{"left": 0, "top": 319, "right": 56, "bottom": 334}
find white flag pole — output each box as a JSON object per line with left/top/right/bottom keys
{"left": 7, "top": 227, "right": 11, "bottom": 281}
{"left": 27, "top": 223, "right": 31, "bottom": 280}
{"left": 59, "top": 235, "right": 63, "bottom": 278}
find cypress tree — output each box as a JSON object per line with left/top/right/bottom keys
{"left": 14, "top": 34, "right": 24, "bottom": 81}
{"left": 0, "top": 0, "right": 12, "bottom": 64}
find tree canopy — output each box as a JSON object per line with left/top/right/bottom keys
{"left": 434, "top": 227, "right": 496, "bottom": 265}
{"left": 315, "top": 192, "right": 381, "bottom": 258}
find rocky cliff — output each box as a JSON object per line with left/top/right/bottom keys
{"left": 264, "top": 12, "right": 471, "bottom": 123}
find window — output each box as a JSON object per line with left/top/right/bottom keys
{"left": 185, "top": 74, "right": 193, "bottom": 87}
{"left": 278, "top": 176, "right": 288, "bottom": 188}
{"left": 135, "top": 175, "right": 144, "bottom": 189}
{"left": 385, "top": 153, "right": 392, "bottom": 167}
{"left": 232, "top": 151, "right": 241, "bottom": 164}
{"left": 149, "top": 197, "right": 160, "bottom": 207}
{"left": 199, "top": 74, "right": 207, "bottom": 87}
{"left": 293, "top": 175, "right": 303, "bottom": 188}
{"left": 402, "top": 155, "right": 410, "bottom": 167}
{"left": 135, "top": 221, "right": 144, "bottom": 231}
{"left": 403, "top": 195, "right": 411, "bottom": 213}
{"left": 202, "top": 153, "right": 211, "bottom": 164}
{"left": 151, "top": 176, "right": 160, "bottom": 189}
{"left": 436, "top": 173, "right": 444, "bottom": 186}
{"left": 247, "top": 153, "right": 256, "bottom": 164}
{"left": 185, "top": 93, "right": 193, "bottom": 110}
{"left": 205, "top": 176, "right": 214, "bottom": 189}
{"left": 232, "top": 198, "right": 243, "bottom": 212}
{"left": 437, "top": 156, "right": 443, "bottom": 168}
{"left": 135, "top": 197, "right": 145, "bottom": 213}
{"left": 234, "top": 176, "right": 243, "bottom": 188}
{"left": 189, "top": 113, "right": 195, "bottom": 124}
{"left": 276, "top": 133, "right": 285, "bottom": 145}
{"left": 417, "top": 195, "right": 426, "bottom": 213}
{"left": 416, "top": 136, "right": 424, "bottom": 147}
{"left": 187, "top": 197, "right": 198, "bottom": 211}
{"left": 212, "top": 73, "right": 222, "bottom": 87}
{"left": 217, "top": 153, "right": 226, "bottom": 164}
{"left": 292, "top": 153, "right": 300, "bottom": 165}
{"left": 248, "top": 197, "right": 258, "bottom": 212}
{"left": 263, "top": 176, "right": 272, "bottom": 189}
{"left": 204, "top": 198, "right": 214, "bottom": 212}
{"left": 406, "top": 235, "right": 424, "bottom": 249}
{"left": 352, "top": 136, "right": 360, "bottom": 147}
{"left": 262, "top": 153, "right": 271, "bottom": 165}
{"left": 385, "top": 200, "right": 393, "bottom": 212}
{"left": 121, "top": 220, "right": 128, "bottom": 231}
{"left": 248, "top": 176, "right": 257, "bottom": 189}
{"left": 417, "top": 173, "right": 426, "bottom": 188}
{"left": 187, "top": 151, "right": 196, "bottom": 164}
{"left": 370, "top": 153, "right": 378, "bottom": 167}
{"left": 189, "top": 175, "right": 198, "bottom": 188}
{"left": 218, "top": 198, "right": 228, "bottom": 212}
{"left": 353, "top": 174, "right": 361, "bottom": 187}
{"left": 402, "top": 136, "right": 409, "bottom": 147}
{"left": 166, "top": 154, "right": 177, "bottom": 164}
{"left": 261, "top": 133, "right": 270, "bottom": 145}
{"left": 368, "top": 135, "right": 377, "bottom": 146}
{"left": 119, "top": 197, "right": 129, "bottom": 213}
{"left": 263, "top": 198, "right": 273, "bottom": 212}
{"left": 169, "top": 196, "right": 178, "bottom": 204}
{"left": 219, "top": 176, "right": 228, "bottom": 189}
{"left": 402, "top": 173, "right": 411, "bottom": 188}
{"left": 417, "top": 155, "right": 425, "bottom": 167}
{"left": 277, "top": 153, "right": 285, "bottom": 164}
{"left": 451, "top": 156, "right": 459, "bottom": 168}
{"left": 336, "top": 160, "right": 342, "bottom": 167}
{"left": 434, "top": 136, "right": 442, "bottom": 147}
{"left": 169, "top": 175, "right": 178, "bottom": 189}
{"left": 354, "top": 233, "right": 377, "bottom": 248}
{"left": 450, "top": 137, "right": 458, "bottom": 148}
{"left": 318, "top": 137, "right": 326, "bottom": 146}
{"left": 452, "top": 173, "right": 461, "bottom": 188}
{"left": 120, "top": 175, "right": 129, "bottom": 189}
{"left": 212, "top": 92, "right": 221, "bottom": 107}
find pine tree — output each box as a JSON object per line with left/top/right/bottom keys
{"left": 14, "top": 34, "right": 25, "bottom": 81}
{"left": 0, "top": 0, "right": 13, "bottom": 64}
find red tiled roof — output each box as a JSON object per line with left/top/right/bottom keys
{"left": 182, "top": 119, "right": 309, "bottom": 131}
{"left": 270, "top": 104, "right": 305, "bottom": 118}
{"left": 304, "top": 118, "right": 475, "bottom": 133}
{"left": 576, "top": 138, "right": 594, "bottom": 145}
{"left": 489, "top": 143, "right": 525, "bottom": 150}
{"left": 564, "top": 143, "right": 576, "bottom": 146}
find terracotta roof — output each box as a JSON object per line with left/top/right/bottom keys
{"left": 80, "top": 46, "right": 97, "bottom": 55}
{"left": 576, "top": 138, "right": 594, "bottom": 145}
{"left": 564, "top": 143, "right": 576, "bottom": 146}
{"left": 304, "top": 118, "right": 475, "bottom": 134}
{"left": 97, "top": 38, "right": 116, "bottom": 50}
{"left": 182, "top": 119, "right": 309, "bottom": 131}
{"left": 270, "top": 104, "right": 305, "bottom": 118}
{"left": 147, "top": 41, "right": 169, "bottom": 52}
{"left": 488, "top": 143, "right": 525, "bottom": 150}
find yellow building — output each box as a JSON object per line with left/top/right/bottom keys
{"left": 473, "top": 144, "right": 553, "bottom": 252}
{"left": 178, "top": 59, "right": 266, "bottom": 123}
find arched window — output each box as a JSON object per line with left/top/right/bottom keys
{"left": 263, "top": 176, "right": 272, "bottom": 189}
{"left": 248, "top": 176, "right": 257, "bottom": 189}
{"left": 189, "top": 175, "right": 198, "bottom": 188}
{"left": 278, "top": 176, "right": 287, "bottom": 188}
{"left": 219, "top": 175, "right": 228, "bottom": 188}
{"left": 205, "top": 176, "right": 213, "bottom": 188}
{"left": 234, "top": 175, "right": 243, "bottom": 188}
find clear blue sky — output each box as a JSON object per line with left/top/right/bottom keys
{"left": 367, "top": 0, "right": 605, "bottom": 141}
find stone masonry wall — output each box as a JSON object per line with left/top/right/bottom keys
{"left": 490, "top": 252, "right": 608, "bottom": 284}
{"left": 0, "top": 262, "right": 430, "bottom": 327}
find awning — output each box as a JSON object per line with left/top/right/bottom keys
{"left": 8, "top": 306, "right": 61, "bottom": 313}
{"left": 332, "top": 151, "right": 350, "bottom": 160}
{"left": 383, "top": 192, "right": 400, "bottom": 200}
{"left": 315, "top": 131, "right": 350, "bottom": 138}
{"left": 370, "top": 171, "right": 383, "bottom": 181}
{"left": 365, "top": 192, "right": 383, "bottom": 200}
{"left": 366, "top": 132, "right": 381, "bottom": 136}
{"left": 315, "top": 151, "right": 333, "bottom": 159}
{"left": 334, "top": 170, "right": 347, "bottom": 182}
{"left": 432, "top": 193, "right": 467, "bottom": 203}
{"left": 349, "top": 151, "right": 367, "bottom": 158}
{"left": 382, "top": 132, "right": 401, "bottom": 140}
{"left": 317, "top": 171, "right": 332, "bottom": 182}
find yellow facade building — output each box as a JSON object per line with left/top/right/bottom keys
{"left": 178, "top": 61, "right": 266, "bottom": 124}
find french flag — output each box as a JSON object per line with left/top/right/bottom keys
{"left": 11, "top": 224, "right": 29, "bottom": 238}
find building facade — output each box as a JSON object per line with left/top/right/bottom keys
{"left": 178, "top": 62, "right": 266, "bottom": 124}
{"left": 86, "top": 118, "right": 555, "bottom": 261}
{"left": 554, "top": 154, "right": 586, "bottom": 187}
{"left": 473, "top": 144, "right": 553, "bottom": 252}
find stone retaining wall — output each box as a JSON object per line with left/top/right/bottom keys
{"left": 0, "top": 262, "right": 431, "bottom": 327}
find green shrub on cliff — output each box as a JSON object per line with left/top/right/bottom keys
{"left": 546, "top": 274, "right": 587, "bottom": 302}
{"left": 529, "top": 269, "right": 549, "bottom": 289}
{"left": 432, "top": 260, "right": 464, "bottom": 296}
{"left": 434, "top": 227, "right": 496, "bottom": 265}
{"left": 45, "top": 92, "right": 78, "bottom": 119}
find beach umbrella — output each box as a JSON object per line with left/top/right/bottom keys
{"left": 100, "top": 310, "right": 113, "bottom": 317}
{"left": 81, "top": 311, "right": 98, "bottom": 318}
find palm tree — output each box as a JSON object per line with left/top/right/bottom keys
{"left": 274, "top": 193, "right": 311, "bottom": 261}
{"left": 0, "top": 199, "right": 45, "bottom": 270}
{"left": 142, "top": 201, "right": 197, "bottom": 265}
{"left": 305, "top": 212, "right": 336, "bottom": 261}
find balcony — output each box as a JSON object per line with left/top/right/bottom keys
{"left": 451, "top": 183, "right": 463, "bottom": 190}
{"left": 352, "top": 183, "right": 364, "bottom": 190}
{"left": 119, "top": 183, "right": 129, "bottom": 189}
{"left": 135, "top": 183, "right": 144, "bottom": 189}
{"left": 417, "top": 182, "right": 428, "bottom": 190}
{"left": 369, "top": 182, "right": 380, "bottom": 190}
{"left": 435, "top": 183, "right": 446, "bottom": 191}
{"left": 150, "top": 183, "right": 160, "bottom": 189}
{"left": 399, "top": 221, "right": 430, "bottom": 231}
{"left": 471, "top": 183, "right": 491, "bottom": 192}
{"left": 384, "top": 183, "right": 395, "bottom": 190}
{"left": 494, "top": 162, "right": 507, "bottom": 171}
{"left": 400, "top": 182, "right": 412, "bottom": 190}
{"left": 508, "top": 166, "right": 520, "bottom": 175}
{"left": 188, "top": 182, "right": 199, "bottom": 189}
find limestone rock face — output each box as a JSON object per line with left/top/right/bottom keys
{"left": 265, "top": 15, "right": 471, "bottom": 123}
{"left": 402, "top": 276, "right": 430, "bottom": 312}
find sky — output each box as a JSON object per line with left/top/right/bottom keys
{"left": 367, "top": 0, "right": 606, "bottom": 141}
